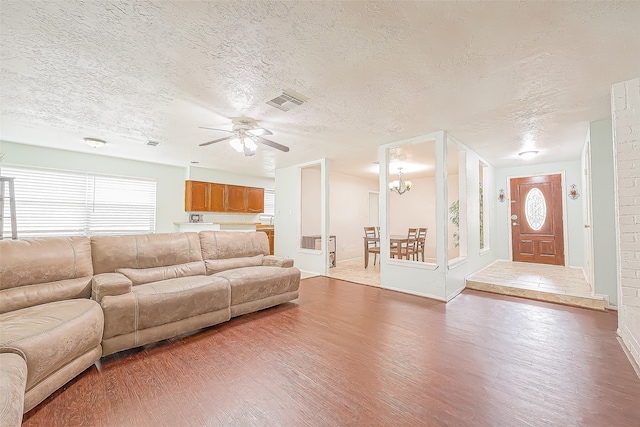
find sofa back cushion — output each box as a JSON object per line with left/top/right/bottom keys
{"left": 116, "top": 261, "right": 206, "bottom": 286}
{"left": 199, "top": 231, "right": 269, "bottom": 260}
{"left": 0, "top": 237, "right": 93, "bottom": 313}
{"left": 205, "top": 255, "right": 264, "bottom": 275}
{"left": 91, "top": 232, "right": 203, "bottom": 274}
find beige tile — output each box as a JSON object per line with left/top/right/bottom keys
{"left": 466, "top": 261, "right": 607, "bottom": 311}
{"left": 328, "top": 258, "right": 380, "bottom": 287}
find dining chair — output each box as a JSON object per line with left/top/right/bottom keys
{"left": 399, "top": 228, "right": 418, "bottom": 260}
{"left": 415, "top": 227, "right": 428, "bottom": 262}
{"left": 364, "top": 226, "right": 380, "bottom": 266}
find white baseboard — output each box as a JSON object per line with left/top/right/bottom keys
{"left": 446, "top": 285, "right": 466, "bottom": 302}
{"left": 381, "top": 285, "right": 446, "bottom": 302}
{"left": 617, "top": 336, "right": 640, "bottom": 379}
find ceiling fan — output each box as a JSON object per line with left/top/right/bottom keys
{"left": 199, "top": 118, "right": 289, "bottom": 156}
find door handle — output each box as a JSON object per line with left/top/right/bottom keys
{"left": 512, "top": 222, "right": 519, "bottom": 226}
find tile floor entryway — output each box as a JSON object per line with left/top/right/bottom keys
{"left": 328, "top": 258, "right": 380, "bottom": 287}
{"left": 466, "top": 260, "right": 608, "bottom": 310}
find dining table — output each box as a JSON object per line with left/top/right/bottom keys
{"left": 363, "top": 234, "right": 409, "bottom": 268}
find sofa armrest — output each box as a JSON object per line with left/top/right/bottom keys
{"left": 262, "top": 256, "right": 294, "bottom": 268}
{"left": 0, "top": 352, "right": 27, "bottom": 427}
{"left": 92, "top": 273, "right": 132, "bottom": 303}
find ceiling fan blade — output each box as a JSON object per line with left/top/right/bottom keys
{"left": 199, "top": 136, "right": 233, "bottom": 146}
{"left": 255, "top": 136, "right": 290, "bottom": 152}
{"left": 199, "top": 127, "right": 233, "bottom": 133}
{"left": 247, "top": 128, "right": 273, "bottom": 136}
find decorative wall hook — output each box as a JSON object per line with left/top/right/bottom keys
{"left": 498, "top": 189, "right": 506, "bottom": 203}
{"left": 569, "top": 184, "right": 580, "bottom": 200}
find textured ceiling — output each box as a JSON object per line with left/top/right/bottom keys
{"left": 1, "top": 1, "right": 639, "bottom": 179}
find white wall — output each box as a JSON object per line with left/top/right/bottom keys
{"left": 188, "top": 166, "right": 275, "bottom": 224}
{"left": 612, "top": 77, "right": 640, "bottom": 368}
{"left": 444, "top": 141, "right": 497, "bottom": 299}
{"left": 329, "top": 171, "right": 378, "bottom": 261}
{"left": 301, "top": 166, "right": 322, "bottom": 236}
{"left": 379, "top": 131, "right": 497, "bottom": 301}
{"left": 275, "top": 159, "right": 329, "bottom": 275}
{"left": 587, "top": 118, "right": 618, "bottom": 305}
{"left": 494, "top": 160, "right": 584, "bottom": 268}
{"left": 0, "top": 141, "right": 185, "bottom": 233}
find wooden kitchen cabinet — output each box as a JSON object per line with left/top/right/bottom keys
{"left": 209, "top": 183, "right": 226, "bottom": 212}
{"left": 247, "top": 187, "right": 265, "bottom": 213}
{"left": 185, "top": 180, "right": 211, "bottom": 212}
{"left": 226, "top": 185, "right": 247, "bottom": 212}
{"left": 185, "top": 181, "right": 264, "bottom": 213}
{"left": 257, "top": 226, "right": 274, "bottom": 255}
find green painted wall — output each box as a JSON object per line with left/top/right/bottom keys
{"left": 589, "top": 118, "right": 618, "bottom": 306}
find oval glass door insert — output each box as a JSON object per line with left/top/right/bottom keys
{"left": 525, "top": 188, "right": 546, "bottom": 230}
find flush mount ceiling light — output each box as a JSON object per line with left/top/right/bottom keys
{"left": 389, "top": 167, "right": 412, "bottom": 195}
{"left": 518, "top": 150, "right": 538, "bottom": 160}
{"left": 84, "top": 137, "right": 106, "bottom": 148}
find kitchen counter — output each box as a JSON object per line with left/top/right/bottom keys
{"left": 173, "top": 222, "right": 260, "bottom": 232}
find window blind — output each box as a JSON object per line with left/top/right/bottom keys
{"left": 263, "top": 188, "right": 275, "bottom": 216}
{"left": 1, "top": 165, "right": 156, "bottom": 238}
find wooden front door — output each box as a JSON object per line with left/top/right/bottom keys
{"left": 510, "top": 174, "right": 565, "bottom": 265}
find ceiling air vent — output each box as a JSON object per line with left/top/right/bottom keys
{"left": 146, "top": 140, "right": 161, "bottom": 147}
{"left": 266, "top": 89, "right": 308, "bottom": 112}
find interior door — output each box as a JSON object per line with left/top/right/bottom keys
{"left": 510, "top": 174, "right": 565, "bottom": 265}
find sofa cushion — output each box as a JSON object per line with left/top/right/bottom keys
{"left": 0, "top": 276, "right": 92, "bottom": 315}
{"left": 117, "top": 261, "right": 206, "bottom": 286}
{"left": 205, "top": 255, "right": 263, "bottom": 275}
{"left": 91, "top": 233, "right": 203, "bottom": 274}
{"left": 199, "top": 231, "right": 269, "bottom": 260}
{"left": 0, "top": 237, "right": 93, "bottom": 312}
{"left": 132, "top": 276, "right": 230, "bottom": 330}
{"left": 0, "top": 352, "right": 27, "bottom": 427}
{"left": 214, "top": 266, "right": 300, "bottom": 306}
{"left": 0, "top": 299, "right": 103, "bottom": 391}
{"left": 0, "top": 237, "right": 92, "bottom": 290}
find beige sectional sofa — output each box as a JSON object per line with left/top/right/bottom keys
{"left": 0, "top": 238, "right": 104, "bottom": 420}
{"left": 0, "top": 231, "right": 299, "bottom": 426}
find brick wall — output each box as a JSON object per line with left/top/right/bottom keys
{"left": 612, "top": 77, "right": 640, "bottom": 368}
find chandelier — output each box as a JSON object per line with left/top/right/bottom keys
{"left": 389, "top": 167, "right": 412, "bottom": 195}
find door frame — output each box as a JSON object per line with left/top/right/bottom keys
{"left": 582, "top": 141, "right": 595, "bottom": 289}
{"left": 506, "top": 171, "right": 568, "bottom": 266}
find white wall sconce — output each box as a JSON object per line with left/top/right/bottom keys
{"left": 498, "top": 189, "right": 506, "bottom": 203}
{"left": 569, "top": 184, "right": 580, "bottom": 200}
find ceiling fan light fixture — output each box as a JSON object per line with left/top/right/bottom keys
{"left": 229, "top": 137, "right": 243, "bottom": 153}
{"left": 244, "top": 137, "right": 257, "bottom": 152}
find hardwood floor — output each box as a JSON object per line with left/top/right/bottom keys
{"left": 23, "top": 277, "right": 640, "bottom": 426}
